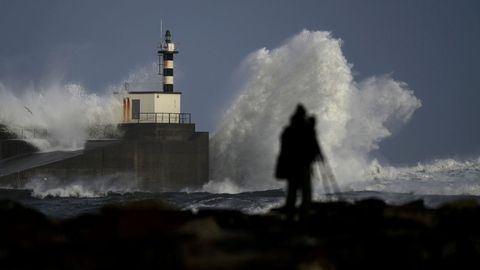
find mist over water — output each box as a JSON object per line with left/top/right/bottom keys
{"left": 211, "top": 30, "right": 422, "bottom": 191}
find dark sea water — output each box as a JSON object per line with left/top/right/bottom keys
{"left": 2, "top": 188, "right": 480, "bottom": 219}
{"left": 0, "top": 188, "right": 283, "bottom": 219}
{"left": 1, "top": 158, "right": 479, "bottom": 219}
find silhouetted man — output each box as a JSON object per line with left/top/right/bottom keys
{"left": 275, "top": 104, "right": 322, "bottom": 217}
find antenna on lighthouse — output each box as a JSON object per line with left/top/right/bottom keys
{"left": 158, "top": 20, "right": 163, "bottom": 75}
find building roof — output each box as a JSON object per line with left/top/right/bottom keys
{"left": 127, "top": 91, "right": 182, "bottom": 95}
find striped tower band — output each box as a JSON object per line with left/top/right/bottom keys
{"left": 158, "top": 30, "right": 178, "bottom": 92}
{"left": 163, "top": 52, "right": 174, "bottom": 92}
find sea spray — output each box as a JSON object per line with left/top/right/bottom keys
{"left": 0, "top": 82, "right": 122, "bottom": 151}
{"left": 211, "top": 30, "right": 421, "bottom": 191}
{"left": 0, "top": 63, "right": 161, "bottom": 152}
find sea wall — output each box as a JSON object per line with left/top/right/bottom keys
{"left": 0, "top": 124, "right": 209, "bottom": 191}
{"left": 0, "top": 125, "right": 38, "bottom": 159}
{"left": 1, "top": 140, "right": 38, "bottom": 160}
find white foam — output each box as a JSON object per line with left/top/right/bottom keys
{"left": 24, "top": 174, "right": 139, "bottom": 198}
{"left": 347, "top": 157, "right": 480, "bottom": 196}
{"left": 201, "top": 178, "right": 247, "bottom": 194}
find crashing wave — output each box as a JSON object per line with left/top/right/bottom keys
{"left": 211, "top": 30, "right": 421, "bottom": 191}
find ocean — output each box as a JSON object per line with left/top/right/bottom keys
{"left": 1, "top": 156, "right": 479, "bottom": 219}
{"left": 2, "top": 188, "right": 480, "bottom": 220}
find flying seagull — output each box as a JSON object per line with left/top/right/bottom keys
{"left": 24, "top": 106, "right": 33, "bottom": 115}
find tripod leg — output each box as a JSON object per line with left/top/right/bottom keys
{"left": 320, "top": 162, "right": 342, "bottom": 200}
{"left": 315, "top": 163, "right": 333, "bottom": 199}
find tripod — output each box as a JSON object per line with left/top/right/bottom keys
{"left": 314, "top": 158, "right": 342, "bottom": 201}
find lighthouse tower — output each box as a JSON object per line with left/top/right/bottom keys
{"left": 158, "top": 30, "right": 178, "bottom": 92}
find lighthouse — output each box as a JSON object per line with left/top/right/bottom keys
{"left": 120, "top": 30, "right": 187, "bottom": 124}
{"left": 158, "top": 30, "right": 178, "bottom": 92}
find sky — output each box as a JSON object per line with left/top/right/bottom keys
{"left": 0, "top": 0, "right": 479, "bottom": 165}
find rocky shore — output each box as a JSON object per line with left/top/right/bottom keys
{"left": 1, "top": 198, "right": 480, "bottom": 269}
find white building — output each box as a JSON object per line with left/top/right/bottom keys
{"left": 120, "top": 91, "right": 188, "bottom": 124}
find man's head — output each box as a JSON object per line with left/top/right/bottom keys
{"left": 291, "top": 104, "right": 307, "bottom": 124}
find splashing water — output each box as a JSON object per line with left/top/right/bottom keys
{"left": 211, "top": 30, "right": 422, "bottom": 191}
{"left": 0, "top": 82, "right": 122, "bottom": 151}
{"left": 0, "top": 63, "right": 162, "bottom": 152}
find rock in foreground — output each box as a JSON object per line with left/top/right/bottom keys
{"left": 1, "top": 198, "right": 480, "bottom": 269}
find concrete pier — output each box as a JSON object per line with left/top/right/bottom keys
{"left": 0, "top": 124, "right": 209, "bottom": 192}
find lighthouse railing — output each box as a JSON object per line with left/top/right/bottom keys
{"left": 133, "top": 112, "right": 191, "bottom": 124}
